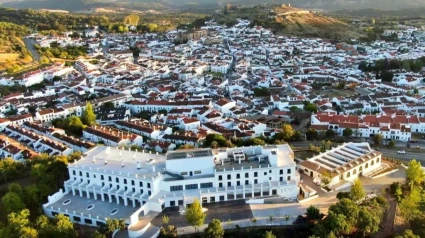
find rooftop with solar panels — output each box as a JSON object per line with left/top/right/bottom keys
{"left": 299, "top": 142, "right": 382, "bottom": 177}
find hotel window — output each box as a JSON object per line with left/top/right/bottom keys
{"left": 254, "top": 179, "right": 258, "bottom": 184}
{"left": 219, "top": 175, "right": 222, "bottom": 181}
{"left": 147, "top": 183, "right": 151, "bottom": 189}
{"left": 72, "top": 170, "right": 76, "bottom": 176}
{"left": 279, "top": 169, "right": 283, "bottom": 175}
{"left": 236, "top": 174, "right": 240, "bottom": 179}
{"left": 100, "top": 175, "right": 104, "bottom": 180}
{"left": 124, "top": 179, "right": 127, "bottom": 184}
{"left": 254, "top": 172, "right": 258, "bottom": 177}
{"left": 200, "top": 182, "right": 213, "bottom": 188}
{"left": 287, "top": 176, "right": 291, "bottom": 181}
{"left": 227, "top": 174, "right": 231, "bottom": 179}
{"left": 185, "top": 184, "right": 198, "bottom": 190}
{"left": 194, "top": 171, "right": 201, "bottom": 175}
{"left": 227, "top": 182, "right": 231, "bottom": 187}
{"left": 139, "top": 181, "right": 143, "bottom": 187}
{"left": 245, "top": 180, "right": 249, "bottom": 185}
{"left": 148, "top": 191, "right": 151, "bottom": 196}
{"left": 131, "top": 180, "right": 135, "bottom": 186}
{"left": 287, "top": 169, "right": 291, "bottom": 174}
{"left": 245, "top": 173, "right": 249, "bottom": 178}
{"left": 219, "top": 183, "right": 223, "bottom": 188}
{"left": 116, "top": 177, "right": 119, "bottom": 183}
{"left": 170, "top": 185, "right": 183, "bottom": 191}
{"left": 79, "top": 171, "right": 83, "bottom": 176}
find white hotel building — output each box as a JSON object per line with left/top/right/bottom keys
{"left": 43, "top": 145, "right": 299, "bottom": 237}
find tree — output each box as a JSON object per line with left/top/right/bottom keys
{"left": 325, "top": 129, "right": 336, "bottom": 139}
{"left": 406, "top": 160, "right": 425, "bottom": 190}
{"left": 280, "top": 124, "right": 295, "bottom": 141}
{"left": 1, "top": 209, "right": 32, "bottom": 238}
{"left": 65, "top": 116, "right": 85, "bottom": 136}
{"left": 2, "top": 191, "right": 25, "bottom": 214}
{"left": 210, "top": 141, "right": 219, "bottom": 149}
{"left": 290, "top": 106, "right": 301, "bottom": 112}
{"left": 185, "top": 198, "right": 206, "bottom": 232}
{"left": 357, "top": 208, "right": 380, "bottom": 236}
{"left": 388, "top": 140, "right": 396, "bottom": 148}
{"left": 381, "top": 70, "right": 394, "bottom": 82}
{"left": 8, "top": 183, "right": 23, "bottom": 197}
{"left": 373, "top": 133, "right": 383, "bottom": 146}
{"left": 123, "top": 14, "right": 140, "bottom": 26}
{"left": 97, "top": 218, "right": 126, "bottom": 237}
{"left": 304, "top": 102, "right": 319, "bottom": 113}
{"left": 162, "top": 215, "right": 170, "bottom": 226}
{"left": 205, "top": 134, "right": 227, "bottom": 147}
{"left": 324, "top": 212, "right": 351, "bottom": 235}
{"left": 81, "top": 102, "right": 96, "bottom": 126}
{"left": 306, "top": 205, "right": 321, "bottom": 220}
{"left": 91, "top": 231, "right": 107, "bottom": 238}
{"left": 306, "top": 128, "right": 319, "bottom": 141}
{"left": 336, "top": 191, "right": 351, "bottom": 200}
{"left": 350, "top": 179, "right": 365, "bottom": 201}
{"left": 262, "top": 231, "right": 276, "bottom": 238}
{"left": 396, "top": 230, "right": 420, "bottom": 238}
{"left": 101, "top": 101, "right": 114, "bottom": 109}
{"left": 358, "top": 61, "right": 368, "bottom": 71}
{"left": 204, "top": 219, "right": 224, "bottom": 238}
{"left": 342, "top": 128, "right": 352, "bottom": 137}
{"left": 328, "top": 198, "right": 359, "bottom": 229}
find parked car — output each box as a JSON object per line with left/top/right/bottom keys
{"left": 397, "top": 150, "right": 406, "bottom": 154}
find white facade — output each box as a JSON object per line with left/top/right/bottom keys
{"left": 43, "top": 145, "right": 299, "bottom": 237}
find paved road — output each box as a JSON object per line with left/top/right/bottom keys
{"left": 23, "top": 37, "right": 41, "bottom": 61}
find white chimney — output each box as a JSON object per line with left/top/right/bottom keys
{"left": 121, "top": 160, "right": 124, "bottom": 167}
{"left": 221, "top": 159, "right": 224, "bottom": 165}
{"left": 238, "top": 157, "right": 241, "bottom": 164}
{"left": 152, "top": 164, "right": 156, "bottom": 172}
{"left": 137, "top": 161, "right": 141, "bottom": 170}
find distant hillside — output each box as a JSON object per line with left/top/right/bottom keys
{"left": 332, "top": 8, "right": 425, "bottom": 17}
{"left": 3, "top": 0, "right": 425, "bottom": 12}
{"left": 215, "top": 5, "right": 365, "bottom": 40}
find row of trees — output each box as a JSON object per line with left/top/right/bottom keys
{"left": 204, "top": 124, "right": 303, "bottom": 149}
{"left": 36, "top": 44, "right": 87, "bottom": 60}
{"left": 359, "top": 58, "right": 425, "bottom": 74}
{"left": 310, "top": 179, "right": 386, "bottom": 237}
{"left": 389, "top": 160, "right": 425, "bottom": 237}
